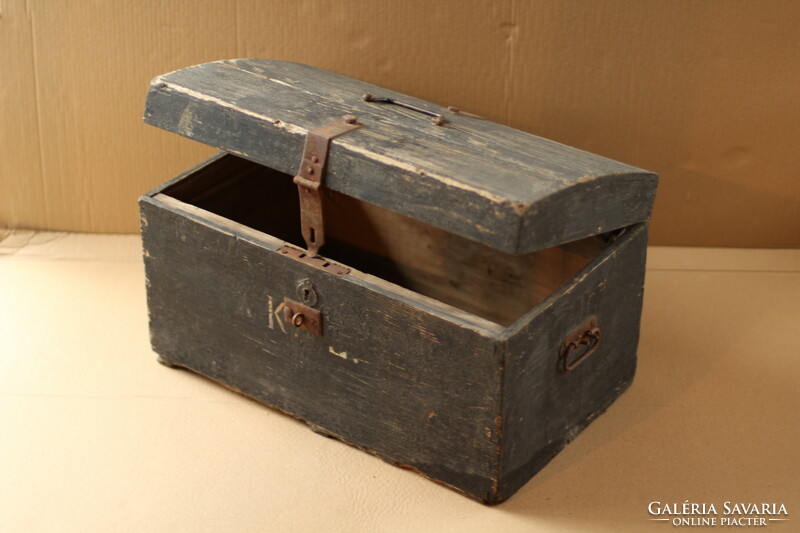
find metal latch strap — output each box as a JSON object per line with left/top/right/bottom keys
{"left": 293, "top": 116, "right": 362, "bottom": 256}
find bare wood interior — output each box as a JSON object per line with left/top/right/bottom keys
{"left": 163, "top": 154, "right": 612, "bottom": 326}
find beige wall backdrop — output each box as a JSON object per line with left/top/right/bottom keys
{"left": 1, "top": 0, "right": 798, "bottom": 247}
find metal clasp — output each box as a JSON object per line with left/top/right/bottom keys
{"left": 293, "top": 116, "right": 363, "bottom": 256}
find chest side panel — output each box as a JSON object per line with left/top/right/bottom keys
{"left": 499, "top": 224, "right": 649, "bottom": 501}
{"left": 140, "top": 196, "right": 504, "bottom": 501}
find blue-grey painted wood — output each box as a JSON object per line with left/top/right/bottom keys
{"left": 144, "top": 59, "right": 657, "bottom": 253}
{"left": 139, "top": 154, "right": 650, "bottom": 503}
{"left": 140, "top": 193, "right": 504, "bottom": 502}
{"left": 499, "top": 223, "right": 648, "bottom": 499}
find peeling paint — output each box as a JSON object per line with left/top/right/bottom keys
{"left": 341, "top": 141, "right": 508, "bottom": 204}
{"left": 157, "top": 81, "right": 307, "bottom": 136}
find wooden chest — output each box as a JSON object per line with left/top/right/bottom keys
{"left": 140, "top": 59, "right": 657, "bottom": 504}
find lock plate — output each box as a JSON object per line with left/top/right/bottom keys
{"left": 278, "top": 245, "right": 350, "bottom": 276}
{"left": 283, "top": 298, "right": 322, "bottom": 336}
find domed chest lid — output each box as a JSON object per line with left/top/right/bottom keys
{"left": 144, "top": 59, "right": 657, "bottom": 254}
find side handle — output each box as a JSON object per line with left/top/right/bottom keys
{"left": 559, "top": 317, "right": 601, "bottom": 372}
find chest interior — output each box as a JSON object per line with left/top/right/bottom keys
{"left": 162, "top": 154, "right": 614, "bottom": 327}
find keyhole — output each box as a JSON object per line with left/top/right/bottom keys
{"left": 296, "top": 279, "right": 318, "bottom": 307}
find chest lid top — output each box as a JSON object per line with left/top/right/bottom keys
{"left": 145, "top": 59, "right": 657, "bottom": 254}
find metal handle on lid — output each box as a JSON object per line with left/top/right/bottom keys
{"left": 362, "top": 93, "right": 446, "bottom": 126}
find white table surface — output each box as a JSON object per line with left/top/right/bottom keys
{"left": 1, "top": 230, "right": 798, "bottom": 532}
